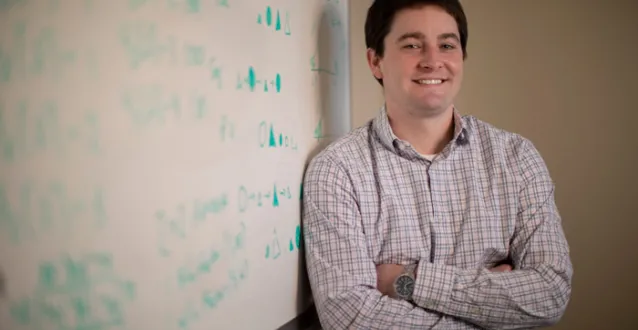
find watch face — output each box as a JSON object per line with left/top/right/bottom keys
{"left": 395, "top": 275, "right": 415, "bottom": 298}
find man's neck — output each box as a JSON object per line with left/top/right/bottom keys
{"left": 386, "top": 105, "right": 455, "bottom": 155}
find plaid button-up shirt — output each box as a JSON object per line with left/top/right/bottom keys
{"left": 302, "top": 106, "right": 573, "bottom": 329}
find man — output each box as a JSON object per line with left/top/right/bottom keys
{"left": 301, "top": 0, "right": 573, "bottom": 329}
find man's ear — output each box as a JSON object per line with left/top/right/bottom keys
{"left": 366, "top": 48, "right": 383, "bottom": 80}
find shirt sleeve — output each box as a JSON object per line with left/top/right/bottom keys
{"left": 410, "top": 138, "right": 573, "bottom": 329}
{"left": 302, "top": 155, "right": 480, "bottom": 330}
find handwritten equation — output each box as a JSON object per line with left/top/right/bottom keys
{"left": 0, "top": 181, "right": 107, "bottom": 244}
{"left": 169, "top": 223, "right": 249, "bottom": 329}
{"left": 9, "top": 252, "right": 136, "bottom": 329}
{"left": 129, "top": 0, "right": 230, "bottom": 12}
{"left": 0, "top": 0, "right": 348, "bottom": 327}
{"left": 265, "top": 225, "right": 301, "bottom": 260}
{"left": 0, "top": 22, "right": 83, "bottom": 83}
{"left": 0, "top": 100, "right": 100, "bottom": 163}
{"left": 236, "top": 66, "right": 282, "bottom": 93}
{"left": 259, "top": 121, "right": 298, "bottom": 150}
{"left": 155, "top": 192, "right": 229, "bottom": 257}
{"left": 257, "top": 5, "right": 292, "bottom": 36}
{"left": 237, "top": 183, "right": 293, "bottom": 213}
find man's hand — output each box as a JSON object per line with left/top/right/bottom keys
{"left": 376, "top": 262, "right": 512, "bottom": 296}
{"left": 490, "top": 264, "right": 513, "bottom": 272}
{"left": 375, "top": 264, "right": 406, "bottom": 297}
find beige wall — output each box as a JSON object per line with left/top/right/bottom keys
{"left": 349, "top": 0, "right": 638, "bottom": 329}
{"left": 349, "top": 0, "right": 384, "bottom": 127}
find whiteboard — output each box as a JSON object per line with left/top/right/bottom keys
{"left": 0, "top": 0, "right": 350, "bottom": 329}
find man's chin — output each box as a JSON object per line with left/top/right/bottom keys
{"left": 410, "top": 100, "right": 450, "bottom": 114}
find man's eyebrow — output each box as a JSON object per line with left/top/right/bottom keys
{"left": 396, "top": 31, "right": 460, "bottom": 43}
{"left": 439, "top": 32, "right": 460, "bottom": 42}
{"left": 396, "top": 32, "right": 425, "bottom": 43}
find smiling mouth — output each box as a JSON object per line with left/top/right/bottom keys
{"left": 414, "top": 79, "right": 446, "bottom": 85}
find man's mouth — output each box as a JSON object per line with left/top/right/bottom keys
{"left": 414, "top": 79, "right": 445, "bottom": 85}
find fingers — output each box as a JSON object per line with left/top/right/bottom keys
{"left": 490, "top": 264, "right": 512, "bottom": 272}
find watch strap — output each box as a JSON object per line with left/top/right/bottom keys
{"left": 404, "top": 263, "right": 417, "bottom": 276}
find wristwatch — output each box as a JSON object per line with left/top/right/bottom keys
{"left": 393, "top": 264, "right": 417, "bottom": 301}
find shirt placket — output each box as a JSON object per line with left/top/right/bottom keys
{"left": 428, "top": 159, "right": 455, "bottom": 264}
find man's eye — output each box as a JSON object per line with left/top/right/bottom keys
{"left": 404, "top": 44, "right": 420, "bottom": 49}
{"left": 441, "top": 44, "right": 456, "bottom": 50}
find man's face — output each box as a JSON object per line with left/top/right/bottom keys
{"left": 367, "top": 5, "right": 464, "bottom": 117}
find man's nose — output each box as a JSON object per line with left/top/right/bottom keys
{"left": 418, "top": 48, "right": 443, "bottom": 70}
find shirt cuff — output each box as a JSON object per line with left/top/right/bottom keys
{"left": 412, "top": 261, "right": 455, "bottom": 312}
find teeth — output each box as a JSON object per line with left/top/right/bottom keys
{"left": 418, "top": 79, "right": 443, "bottom": 85}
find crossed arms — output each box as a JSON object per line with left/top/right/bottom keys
{"left": 301, "top": 144, "right": 573, "bottom": 330}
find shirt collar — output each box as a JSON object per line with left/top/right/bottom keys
{"left": 373, "top": 104, "right": 469, "bottom": 157}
